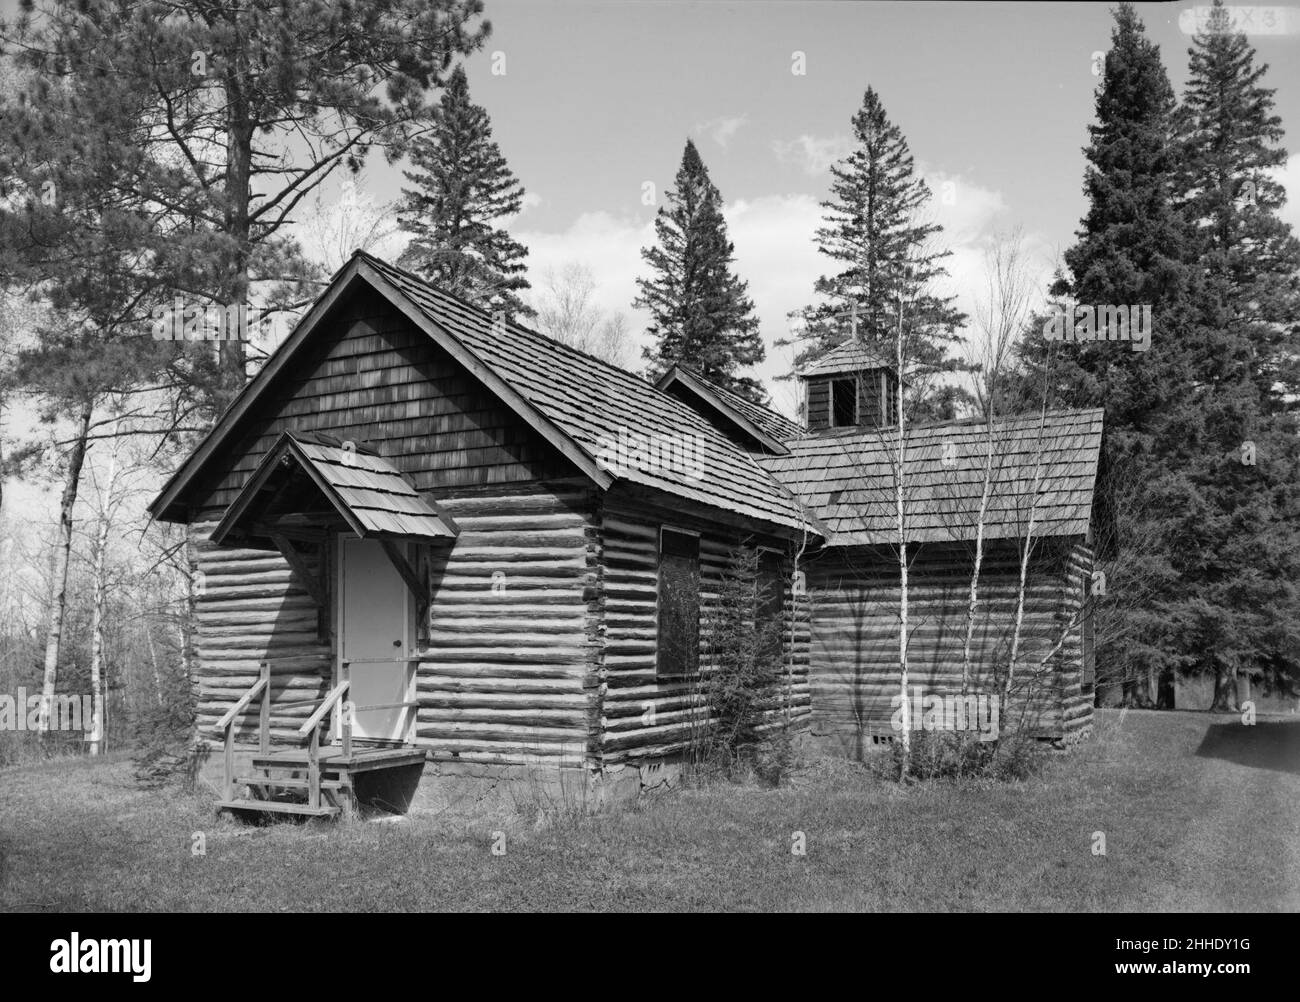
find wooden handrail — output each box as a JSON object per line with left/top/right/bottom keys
{"left": 350, "top": 700, "right": 420, "bottom": 712}
{"left": 213, "top": 676, "right": 268, "bottom": 732}
{"left": 298, "top": 680, "right": 350, "bottom": 737}
{"left": 215, "top": 662, "right": 353, "bottom": 809}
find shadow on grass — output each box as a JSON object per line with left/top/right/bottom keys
{"left": 1194, "top": 718, "right": 1300, "bottom": 776}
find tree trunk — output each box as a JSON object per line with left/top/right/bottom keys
{"left": 1005, "top": 397, "right": 1050, "bottom": 712}
{"left": 895, "top": 295, "right": 909, "bottom": 777}
{"left": 86, "top": 447, "right": 116, "bottom": 755}
{"left": 1209, "top": 660, "right": 1238, "bottom": 712}
{"left": 960, "top": 421, "right": 996, "bottom": 696}
{"left": 219, "top": 59, "right": 254, "bottom": 407}
{"left": 37, "top": 403, "right": 93, "bottom": 734}
{"left": 1121, "top": 669, "right": 1156, "bottom": 708}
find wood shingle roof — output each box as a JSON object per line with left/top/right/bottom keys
{"left": 758, "top": 408, "right": 1105, "bottom": 545}
{"left": 350, "top": 254, "right": 820, "bottom": 535}
{"left": 210, "top": 430, "right": 459, "bottom": 546}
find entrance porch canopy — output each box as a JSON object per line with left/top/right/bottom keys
{"left": 209, "top": 431, "right": 458, "bottom": 616}
{"left": 211, "top": 430, "right": 459, "bottom": 550}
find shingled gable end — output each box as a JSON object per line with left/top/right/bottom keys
{"left": 150, "top": 251, "right": 1104, "bottom": 814}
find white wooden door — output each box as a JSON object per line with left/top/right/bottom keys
{"left": 338, "top": 536, "right": 414, "bottom": 743}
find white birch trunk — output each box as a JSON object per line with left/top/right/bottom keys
{"left": 37, "top": 404, "right": 93, "bottom": 734}
{"left": 895, "top": 294, "right": 910, "bottom": 775}
{"left": 86, "top": 447, "right": 118, "bottom": 755}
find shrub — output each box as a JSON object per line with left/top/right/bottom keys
{"left": 690, "top": 545, "right": 791, "bottom": 781}
{"left": 872, "top": 728, "right": 1048, "bottom": 783}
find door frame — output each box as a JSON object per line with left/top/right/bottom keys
{"left": 333, "top": 533, "right": 418, "bottom": 746}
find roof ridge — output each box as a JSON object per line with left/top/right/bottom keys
{"left": 786, "top": 406, "right": 1104, "bottom": 442}
{"left": 671, "top": 363, "right": 803, "bottom": 432}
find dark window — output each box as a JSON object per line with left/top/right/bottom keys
{"left": 657, "top": 529, "right": 700, "bottom": 677}
{"left": 1081, "top": 574, "right": 1096, "bottom": 694}
{"left": 831, "top": 377, "right": 857, "bottom": 426}
{"left": 756, "top": 550, "right": 785, "bottom": 654}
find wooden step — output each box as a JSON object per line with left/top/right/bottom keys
{"left": 251, "top": 747, "right": 427, "bottom": 774}
{"left": 216, "top": 798, "right": 339, "bottom": 818}
{"left": 236, "top": 775, "right": 349, "bottom": 791}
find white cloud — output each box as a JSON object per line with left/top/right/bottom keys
{"left": 695, "top": 114, "right": 750, "bottom": 149}
{"left": 1272, "top": 152, "right": 1300, "bottom": 235}
{"left": 771, "top": 134, "right": 856, "bottom": 175}
{"left": 517, "top": 209, "right": 656, "bottom": 346}
{"left": 518, "top": 171, "right": 1052, "bottom": 417}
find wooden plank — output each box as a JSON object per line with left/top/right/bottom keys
{"left": 259, "top": 661, "right": 270, "bottom": 756}
{"left": 299, "top": 681, "right": 350, "bottom": 736}
{"left": 308, "top": 727, "right": 321, "bottom": 809}
{"left": 216, "top": 798, "right": 339, "bottom": 818}
{"left": 379, "top": 539, "right": 426, "bottom": 613}
{"left": 213, "top": 677, "right": 268, "bottom": 731}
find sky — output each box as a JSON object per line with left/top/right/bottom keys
{"left": 313, "top": 0, "right": 1300, "bottom": 417}
{"left": 2, "top": 0, "right": 1299, "bottom": 520}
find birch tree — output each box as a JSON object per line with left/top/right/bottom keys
{"left": 959, "top": 230, "right": 1038, "bottom": 695}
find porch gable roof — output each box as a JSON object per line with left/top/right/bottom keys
{"left": 210, "top": 430, "right": 460, "bottom": 548}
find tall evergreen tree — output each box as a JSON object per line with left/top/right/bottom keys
{"left": 635, "top": 139, "right": 766, "bottom": 403}
{"left": 397, "top": 65, "right": 533, "bottom": 318}
{"left": 1015, "top": 3, "right": 1300, "bottom": 709}
{"left": 1021, "top": 5, "right": 1202, "bottom": 449}
{"left": 1183, "top": 0, "right": 1300, "bottom": 410}
{"left": 1173, "top": 0, "right": 1300, "bottom": 707}
{"left": 787, "top": 87, "right": 967, "bottom": 419}
{"left": 1013, "top": 3, "right": 1205, "bottom": 706}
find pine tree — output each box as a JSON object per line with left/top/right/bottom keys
{"left": 2, "top": 0, "right": 490, "bottom": 411}
{"left": 635, "top": 139, "right": 766, "bottom": 403}
{"left": 1014, "top": 3, "right": 1300, "bottom": 710}
{"left": 1012, "top": 4, "right": 1206, "bottom": 707}
{"left": 397, "top": 65, "right": 533, "bottom": 318}
{"left": 1172, "top": 0, "right": 1300, "bottom": 708}
{"left": 787, "top": 87, "right": 967, "bottom": 419}
{"left": 1021, "top": 5, "right": 1203, "bottom": 448}
{"left": 1183, "top": 0, "right": 1300, "bottom": 410}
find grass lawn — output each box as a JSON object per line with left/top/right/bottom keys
{"left": 1, "top": 709, "right": 1297, "bottom": 911}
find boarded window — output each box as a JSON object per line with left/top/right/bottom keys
{"left": 756, "top": 550, "right": 785, "bottom": 654}
{"left": 831, "top": 377, "right": 857, "bottom": 427}
{"left": 657, "top": 529, "right": 700, "bottom": 677}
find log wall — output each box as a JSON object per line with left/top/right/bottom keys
{"left": 414, "top": 484, "right": 599, "bottom": 769}
{"left": 191, "top": 486, "right": 600, "bottom": 768}
{"left": 806, "top": 537, "right": 1092, "bottom": 756}
{"left": 191, "top": 523, "right": 333, "bottom": 742}
{"left": 597, "top": 496, "right": 812, "bottom": 764}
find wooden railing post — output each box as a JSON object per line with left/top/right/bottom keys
{"left": 259, "top": 660, "right": 270, "bottom": 756}
{"left": 213, "top": 674, "right": 268, "bottom": 803}
{"left": 224, "top": 723, "right": 235, "bottom": 800}
{"left": 307, "top": 724, "right": 321, "bottom": 809}
{"left": 341, "top": 660, "right": 352, "bottom": 758}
